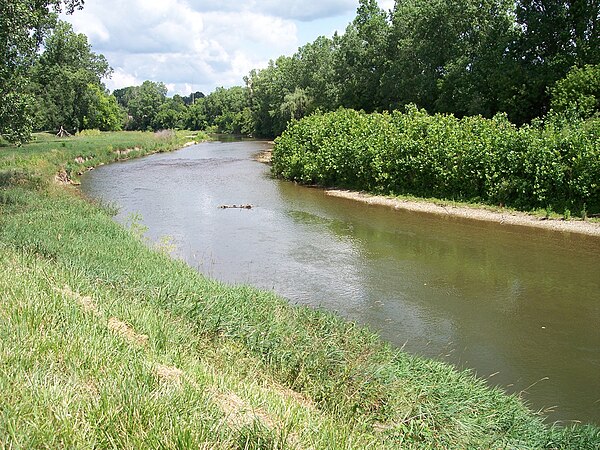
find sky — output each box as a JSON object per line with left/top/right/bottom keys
{"left": 63, "top": 0, "right": 395, "bottom": 96}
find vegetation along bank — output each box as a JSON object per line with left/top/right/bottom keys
{"left": 0, "top": 131, "right": 599, "bottom": 448}
{"left": 272, "top": 107, "right": 600, "bottom": 220}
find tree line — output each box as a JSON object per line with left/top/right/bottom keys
{"left": 246, "top": 0, "right": 599, "bottom": 136}
{"left": 1, "top": 0, "right": 599, "bottom": 144}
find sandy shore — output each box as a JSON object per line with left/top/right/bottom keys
{"left": 254, "top": 149, "right": 599, "bottom": 237}
{"left": 326, "top": 189, "right": 600, "bottom": 237}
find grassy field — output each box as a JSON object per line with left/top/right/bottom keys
{"left": 1, "top": 132, "right": 599, "bottom": 449}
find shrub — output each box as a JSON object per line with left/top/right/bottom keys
{"left": 273, "top": 107, "right": 600, "bottom": 214}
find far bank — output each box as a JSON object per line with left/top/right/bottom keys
{"left": 257, "top": 147, "right": 600, "bottom": 237}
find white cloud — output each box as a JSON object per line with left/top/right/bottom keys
{"left": 64, "top": 0, "right": 308, "bottom": 95}
{"left": 64, "top": 1, "right": 392, "bottom": 96}
{"left": 378, "top": 0, "right": 395, "bottom": 13}
{"left": 105, "top": 68, "right": 141, "bottom": 92}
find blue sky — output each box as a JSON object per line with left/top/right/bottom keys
{"left": 63, "top": 0, "right": 395, "bottom": 96}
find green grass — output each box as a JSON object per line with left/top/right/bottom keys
{"left": 0, "top": 130, "right": 205, "bottom": 188}
{"left": 1, "top": 132, "right": 599, "bottom": 448}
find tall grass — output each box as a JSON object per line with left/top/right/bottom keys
{"left": 0, "top": 130, "right": 205, "bottom": 188}
{"left": 0, "top": 131, "right": 598, "bottom": 448}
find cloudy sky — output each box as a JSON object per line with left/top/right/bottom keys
{"left": 63, "top": 0, "right": 395, "bottom": 96}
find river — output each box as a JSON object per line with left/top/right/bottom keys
{"left": 81, "top": 139, "right": 600, "bottom": 425}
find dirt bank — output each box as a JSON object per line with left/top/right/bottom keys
{"left": 326, "top": 189, "right": 600, "bottom": 237}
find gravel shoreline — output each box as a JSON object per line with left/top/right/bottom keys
{"left": 325, "top": 189, "right": 600, "bottom": 237}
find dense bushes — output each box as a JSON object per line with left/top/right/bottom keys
{"left": 549, "top": 64, "right": 600, "bottom": 120}
{"left": 273, "top": 107, "right": 600, "bottom": 215}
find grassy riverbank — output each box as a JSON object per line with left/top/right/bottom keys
{"left": 1, "top": 132, "right": 599, "bottom": 448}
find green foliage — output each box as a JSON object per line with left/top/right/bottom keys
{"left": 0, "top": 0, "right": 84, "bottom": 143}
{"left": 388, "top": 0, "right": 518, "bottom": 117}
{"left": 335, "top": 0, "right": 390, "bottom": 112}
{"left": 241, "top": 0, "right": 600, "bottom": 135}
{"left": 154, "top": 96, "right": 186, "bottom": 130}
{"left": 124, "top": 81, "right": 168, "bottom": 131}
{"left": 82, "top": 84, "right": 124, "bottom": 131}
{"left": 550, "top": 64, "right": 600, "bottom": 120}
{"left": 27, "top": 21, "right": 114, "bottom": 133}
{"left": 280, "top": 87, "right": 313, "bottom": 123}
{"left": 507, "top": 0, "right": 600, "bottom": 123}
{"left": 246, "top": 57, "right": 300, "bottom": 137}
{"left": 273, "top": 108, "right": 600, "bottom": 214}
{"left": 183, "top": 86, "right": 252, "bottom": 134}
{"left": 0, "top": 84, "right": 34, "bottom": 144}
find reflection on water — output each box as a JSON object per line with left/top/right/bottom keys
{"left": 81, "top": 140, "right": 600, "bottom": 425}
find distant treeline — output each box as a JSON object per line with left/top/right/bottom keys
{"left": 111, "top": 83, "right": 251, "bottom": 135}
{"left": 2, "top": 0, "right": 599, "bottom": 143}
{"left": 116, "top": 0, "right": 599, "bottom": 136}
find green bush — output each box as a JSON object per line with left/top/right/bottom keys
{"left": 550, "top": 64, "right": 600, "bottom": 120}
{"left": 273, "top": 107, "right": 600, "bottom": 214}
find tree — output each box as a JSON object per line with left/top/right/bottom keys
{"left": 503, "top": 0, "right": 600, "bottom": 123}
{"left": 0, "top": 0, "right": 84, "bottom": 143}
{"left": 112, "top": 86, "right": 138, "bottom": 109}
{"left": 384, "top": 0, "right": 517, "bottom": 118}
{"left": 154, "top": 96, "right": 186, "bottom": 130}
{"left": 189, "top": 86, "right": 252, "bottom": 134}
{"left": 280, "top": 88, "right": 313, "bottom": 123}
{"left": 81, "top": 84, "right": 124, "bottom": 131}
{"left": 246, "top": 56, "right": 301, "bottom": 137}
{"left": 182, "top": 91, "right": 205, "bottom": 106}
{"left": 185, "top": 98, "right": 209, "bottom": 130}
{"left": 31, "top": 21, "right": 112, "bottom": 132}
{"left": 125, "top": 81, "right": 168, "bottom": 131}
{"left": 293, "top": 36, "right": 339, "bottom": 112}
{"left": 549, "top": 64, "right": 600, "bottom": 119}
{"left": 335, "top": 0, "right": 390, "bottom": 111}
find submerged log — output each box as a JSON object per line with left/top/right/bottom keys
{"left": 218, "top": 204, "right": 253, "bottom": 209}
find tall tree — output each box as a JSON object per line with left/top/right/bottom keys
{"left": 0, "top": 0, "right": 84, "bottom": 143}
{"left": 336, "top": 0, "right": 390, "bottom": 111}
{"left": 384, "top": 0, "right": 517, "bottom": 117}
{"left": 246, "top": 56, "right": 300, "bottom": 137}
{"left": 504, "top": 0, "right": 600, "bottom": 123}
{"left": 81, "top": 84, "right": 124, "bottom": 131}
{"left": 292, "top": 36, "right": 338, "bottom": 111}
{"left": 125, "top": 81, "right": 168, "bottom": 131}
{"left": 31, "top": 21, "right": 112, "bottom": 132}
{"left": 154, "top": 95, "right": 186, "bottom": 130}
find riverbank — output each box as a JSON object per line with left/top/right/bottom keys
{"left": 272, "top": 109, "right": 600, "bottom": 227}
{"left": 257, "top": 148, "right": 600, "bottom": 237}
{"left": 1, "top": 132, "right": 599, "bottom": 448}
{"left": 326, "top": 190, "right": 600, "bottom": 237}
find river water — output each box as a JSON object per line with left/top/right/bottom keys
{"left": 81, "top": 139, "right": 600, "bottom": 425}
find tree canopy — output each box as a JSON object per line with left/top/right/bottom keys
{"left": 0, "top": 0, "right": 85, "bottom": 142}
{"left": 240, "top": 0, "right": 599, "bottom": 136}
{"left": 30, "top": 21, "right": 120, "bottom": 132}
{"left": 3, "top": 0, "right": 599, "bottom": 141}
